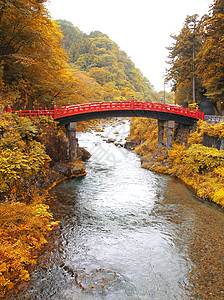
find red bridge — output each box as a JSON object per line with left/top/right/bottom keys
{"left": 7, "top": 100, "right": 204, "bottom": 126}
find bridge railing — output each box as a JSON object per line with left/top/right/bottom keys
{"left": 55, "top": 101, "right": 204, "bottom": 120}
{"left": 204, "top": 115, "right": 224, "bottom": 124}
{"left": 9, "top": 110, "right": 55, "bottom": 117}
{"left": 6, "top": 101, "right": 204, "bottom": 121}
{"left": 6, "top": 105, "right": 55, "bottom": 117}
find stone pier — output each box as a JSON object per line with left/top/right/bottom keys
{"left": 158, "top": 120, "right": 175, "bottom": 149}
{"left": 66, "top": 122, "right": 78, "bottom": 162}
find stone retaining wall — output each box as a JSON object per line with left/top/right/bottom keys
{"left": 203, "top": 134, "right": 224, "bottom": 150}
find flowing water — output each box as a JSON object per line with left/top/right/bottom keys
{"left": 11, "top": 120, "right": 224, "bottom": 300}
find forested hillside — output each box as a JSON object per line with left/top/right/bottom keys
{"left": 57, "top": 20, "right": 171, "bottom": 103}
{"left": 0, "top": 0, "right": 173, "bottom": 111}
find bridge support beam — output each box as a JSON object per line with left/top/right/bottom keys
{"left": 166, "top": 121, "right": 175, "bottom": 149}
{"left": 158, "top": 120, "right": 175, "bottom": 150}
{"left": 158, "top": 120, "right": 165, "bottom": 148}
{"left": 66, "top": 122, "right": 78, "bottom": 162}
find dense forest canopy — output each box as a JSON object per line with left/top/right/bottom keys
{"left": 57, "top": 20, "right": 166, "bottom": 103}
{"left": 0, "top": 0, "right": 173, "bottom": 110}
{"left": 0, "top": 0, "right": 92, "bottom": 108}
{"left": 166, "top": 0, "right": 224, "bottom": 113}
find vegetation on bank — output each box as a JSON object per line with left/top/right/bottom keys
{"left": 0, "top": 112, "right": 51, "bottom": 296}
{"left": 0, "top": 0, "right": 224, "bottom": 296}
{"left": 0, "top": 200, "right": 58, "bottom": 297}
{"left": 129, "top": 118, "right": 224, "bottom": 207}
{"left": 0, "top": 0, "right": 165, "bottom": 295}
{"left": 0, "top": 111, "right": 87, "bottom": 297}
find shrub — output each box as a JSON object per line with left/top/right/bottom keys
{"left": 0, "top": 201, "right": 59, "bottom": 297}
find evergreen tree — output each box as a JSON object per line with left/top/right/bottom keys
{"left": 196, "top": 0, "right": 224, "bottom": 110}
{"left": 166, "top": 15, "right": 204, "bottom": 106}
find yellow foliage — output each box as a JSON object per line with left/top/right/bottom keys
{"left": 129, "top": 117, "right": 224, "bottom": 207}
{"left": 0, "top": 201, "right": 57, "bottom": 297}
{"left": 0, "top": 114, "right": 51, "bottom": 194}
{"left": 130, "top": 117, "right": 158, "bottom": 156}
{"left": 0, "top": 113, "right": 61, "bottom": 296}
{"left": 188, "top": 120, "right": 204, "bottom": 145}
{"left": 188, "top": 103, "right": 198, "bottom": 110}
{"left": 76, "top": 119, "right": 101, "bottom": 132}
{"left": 169, "top": 144, "right": 224, "bottom": 175}
{"left": 212, "top": 188, "right": 224, "bottom": 207}
{"left": 213, "top": 166, "right": 224, "bottom": 177}
{"left": 0, "top": 114, "right": 12, "bottom": 132}
{"left": 168, "top": 143, "right": 224, "bottom": 205}
{"left": 188, "top": 120, "right": 224, "bottom": 146}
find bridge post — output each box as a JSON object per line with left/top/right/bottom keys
{"left": 220, "top": 139, "right": 224, "bottom": 150}
{"left": 166, "top": 121, "right": 175, "bottom": 149}
{"left": 53, "top": 103, "right": 57, "bottom": 118}
{"left": 158, "top": 120, "right": 175, "bottom": 149}
{"left": 158, "top": 120, "right": 165, "bottom": 148}
{"left": 66, "top": 122, "right": 78, "bottom": 162}
{"left": 6, "top": 103, "right": 11, "bottom": 113}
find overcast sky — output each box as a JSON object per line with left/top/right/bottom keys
{"left": 45, "top": 0, "right": 212, "bottom": 92}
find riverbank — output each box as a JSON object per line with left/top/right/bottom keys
{"left": 127, "top": 118, "right": 224, "bottom": 208}
{"left": 11, "top": 119, "right": 224, "bottom": 300}
{"left": 2, "top": 115, "right": 223, "bottom": 296}
{"left": 0, "top": 111, "right": 89, "bottom": 297}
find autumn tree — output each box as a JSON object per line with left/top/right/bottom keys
{"left": 166, "top": 15, "right": 204, "bottom": 106}
{"left": 0, "top": 0, "right": 89, "bottom": 108}
{"left": 196, "top": 0, "right": 224, "bottom": 110}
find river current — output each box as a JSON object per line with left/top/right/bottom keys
{"left": 13, "top": 120, "right": 224, "bottom": 299}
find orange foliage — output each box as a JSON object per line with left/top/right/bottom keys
{"left": 0, "top": 200, "right": 59, "bottom": 297}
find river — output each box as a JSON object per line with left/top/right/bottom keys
{"left": 13, "top": 119, "right": 224, "bottom": 299}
